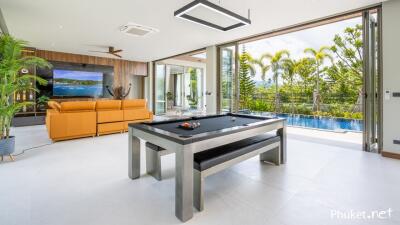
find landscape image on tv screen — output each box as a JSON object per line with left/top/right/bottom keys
{"left": 53, "top": 70, "right": 103, "bottom": 97}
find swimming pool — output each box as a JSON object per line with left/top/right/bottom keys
{"left": 248, "top": 112, "right": 363, "bottom": 132}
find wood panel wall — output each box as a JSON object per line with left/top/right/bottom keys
{"left": 34, "top": 49, "right": 148, "bottom": 86}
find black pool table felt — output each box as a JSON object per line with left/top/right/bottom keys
{"left": 149, "top": 115, "right": 266, "bottom": 136}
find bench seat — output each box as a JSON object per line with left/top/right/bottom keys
{"left": 145, "top": 133, "right": 281, "bottom": 211}
{"left": 145, "top": 134, "right": 281, "bottom": 180}
{"left": 146, "top": 142, "right": 165, "bottom": 151}
{"left": 194, "top": 134, "right": 280, "bottom": 171}
{"left": 145, "top": 142, "right": 173, "bottom": 181}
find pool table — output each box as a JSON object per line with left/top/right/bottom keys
{"left": 128, "top": 113, "right": 287, "bottom": 221}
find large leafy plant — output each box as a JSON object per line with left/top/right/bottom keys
{"left": 0, "top": 35, "right": 51, "bottom": 139}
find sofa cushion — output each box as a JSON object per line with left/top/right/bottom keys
{"left": 193, "top": 134, "right": 281, "bottom": 171}
{"left": 48, "top": 101, "right": 61, "bottom": 111}
{"left": 60, "top": 101, "right": 96, "bottom": 112}
{"left": 122, "top": 99, "right": 146, "bottom": 109}
{"left": 96, "top": 100, "right": 121, "bottom": 111}
{"left": 123, "top": 109, "right": 150, "bottom": 121}
{"left": 97, "top": 122, "right": 124, "bottom": 134}
{"left": 97, "top": 110, "right": 124, "bottom": 123}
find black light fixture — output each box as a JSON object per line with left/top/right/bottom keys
{"left": 174, "top": 0, "right": 251, "bottom": 31}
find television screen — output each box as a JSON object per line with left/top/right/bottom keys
{"left": 53, "top": 69, "right": 103, "bottom": 97}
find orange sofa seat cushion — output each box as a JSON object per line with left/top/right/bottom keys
{"left": 97, "top": 122, "right": 124, "bottom": 134}
{"left": 122, "top": 99, "right": 146, "bottom": 109}
{"left": 97, "top": 110, "right": 123, "bottom": 123}
{"left": 60, "top": 101, "right": 96, "bottom": 112}
{"left": 123, "top": 108, "right": 151, "bottom": 121}
{"left": 96, "top": 100, "right": 121, "bottom": 110}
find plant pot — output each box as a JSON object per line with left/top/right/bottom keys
{"left": 0, "top": 136, "right": 15, "bottom": 156}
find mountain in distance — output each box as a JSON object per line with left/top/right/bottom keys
{"left": 54, "top": 78, "right": 102, "bottom": 86}
{"left": 254, "top": 80, "right": 272, "bottom": 88}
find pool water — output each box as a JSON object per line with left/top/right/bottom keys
{"left": 249, "top": 112, "right": 363, "bottom": 132}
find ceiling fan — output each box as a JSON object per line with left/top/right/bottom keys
{"left": 89, "top": 46, "right": 123, "bottom": 58}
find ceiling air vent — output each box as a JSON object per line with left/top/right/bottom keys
{"left": 120, "top": 23, "right": 159, "bottom": 37}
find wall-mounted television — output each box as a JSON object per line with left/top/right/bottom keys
{"left": 53, "top": 69, "right": 103, "bottom": 97}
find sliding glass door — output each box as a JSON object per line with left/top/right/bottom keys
{"left": 219, "top": 45, "right": 237, "bottom": 112}
{"left": 154, "top": 63, "right": 205, "bottom": 115}
{"left": 183, "top": 67, "right": 204, "bottom": 110}
{"left": 155, "top": 64, "right": 166, "bottom": 114}
{"left": 216, "top": 7, "right": 382, "bottom": 152}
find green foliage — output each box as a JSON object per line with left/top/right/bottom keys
{"left": 166, "top": 92, "right": 173, "bottom": 101}
{"left": 239, "top": 46, "right": 255, "bottom": 109}
{"left": 236, "top": 24, "right": 364, "bottom": 120}
{"left": 37, "top": 95, "right": 50, "bottom": 106}
{"left": 0, "top": 34, "right": 51, "bottom": 139}
{"left": 186, "top": 68, "right": 199, "bottom": 107}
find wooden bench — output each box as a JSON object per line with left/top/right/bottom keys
{"left": 145, "top": 134, "right": 281, "bottom": 211}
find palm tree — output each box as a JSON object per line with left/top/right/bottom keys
{"left": 282, "top": 59, "right": 298, "bottom": 114}
{"left": 260, "top": 50, "right": 290, "bottom": 113}
{"left": 304, "top": 46, "right": 333, "bottom": 112}
{"left": 248, "top": 56, "right": 271, "bottom": 81}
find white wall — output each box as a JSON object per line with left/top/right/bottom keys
{"left": 382, "top": 0, "right": 400, "bottom": 154}
{"left": 206, "top": 46, "right": 217, "bottom": 114}
{"left": 126, "top": 75, "right": 143, "bottom": 99}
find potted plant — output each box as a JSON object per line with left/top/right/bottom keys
{"left": 37, "top": 95, "right": 50, "bottom": 111}
{"left": 166, "top": 92, "right": 174, "bottom": 110}
{"left": 186, "top": 95, "right": 199, "bottom": 110}
{"left": 0, "top": 34, "right": 50, "bottom": 161}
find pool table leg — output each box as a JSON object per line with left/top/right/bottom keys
{"left": 175, "top": 147, "right": 194, "bottom": 222}
{"left": 277, "top": 121, "right": 287, "bottom": 164}
{"left": 128, "top": 128, "right": 142, "bottom": 179}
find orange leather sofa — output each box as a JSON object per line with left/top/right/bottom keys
{"left": 46, "top": 99, "right": 153, "bottom": 141}
{"left": 46, "top": 101, "right": 97, "bottom": 141}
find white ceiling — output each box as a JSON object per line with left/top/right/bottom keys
{"left": 0, "top": 0, "right": 384, "bottom": 62}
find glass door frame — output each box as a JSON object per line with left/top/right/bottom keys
{"left": 217, "top": 43, "right": 239, "bottom": 113}
{"left": 362, "top": 8, "right": 382, "bottom": 152}
{"left": 153, "top": 61, "right": 206, "bottom": 115}
{"left": 154, "top": 62, "right": 167, "bottom": 115}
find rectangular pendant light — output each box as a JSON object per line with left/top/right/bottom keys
{"left": 174, "top": 0, "right": 251, "bottom": 31}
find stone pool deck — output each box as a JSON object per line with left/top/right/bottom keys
{"left": 287, "top": 127, "right": 362, "bottom": 150}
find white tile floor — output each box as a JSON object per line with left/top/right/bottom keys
{"left": 1, "top": 125, "right": 399, "bottom": 225}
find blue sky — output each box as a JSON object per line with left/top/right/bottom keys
{"left": 241, "top": 16, "right": 362, "bottom": 82}
{"left": 53, "top": 70, "right": 103, "bottom": 81}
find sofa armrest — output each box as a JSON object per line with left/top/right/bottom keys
{"left": 47, "top": 111, "right": 97, "bottom": 140}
